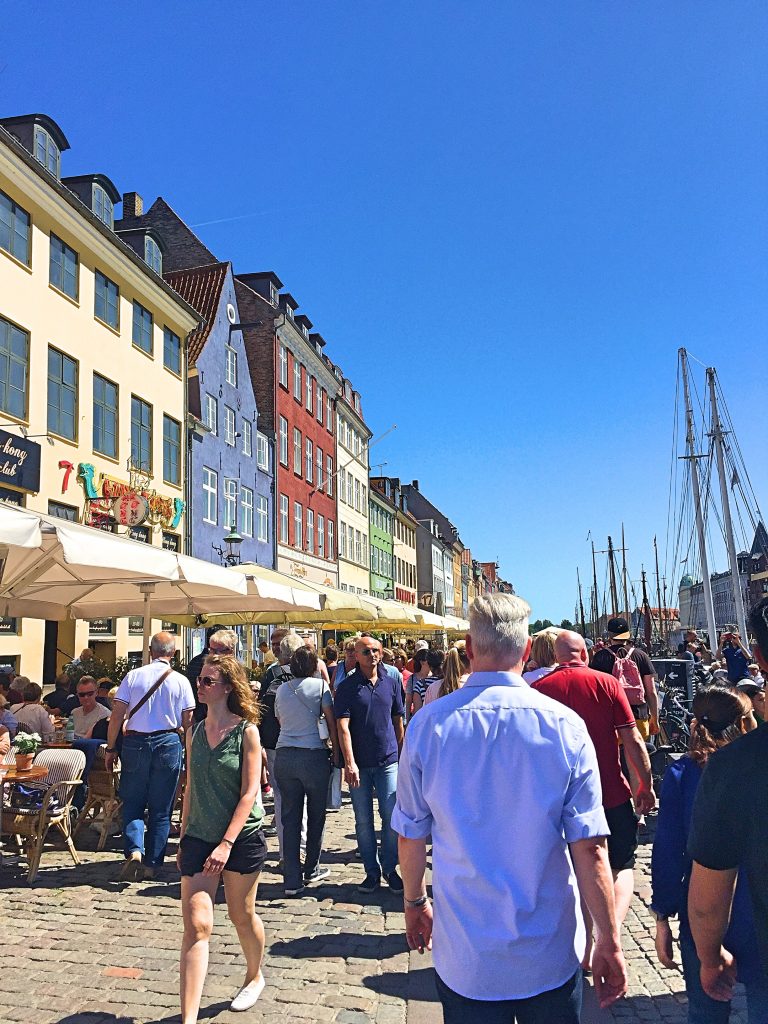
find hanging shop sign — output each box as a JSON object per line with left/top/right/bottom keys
{"left": 76, "top": 464, "right": 185, "bottom": 531}
{"left": 88, "top": 618, "right": 115, "bottom": 636}
{"left": 0, "top": 429, "right": 41, "bottom": 494}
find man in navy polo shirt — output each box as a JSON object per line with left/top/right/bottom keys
{"left": 334, "top": 636, "right": 405, "bottom": 894}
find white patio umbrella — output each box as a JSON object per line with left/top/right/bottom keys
{"left": 0, "top": 504, "right": 250, "bottom": 661}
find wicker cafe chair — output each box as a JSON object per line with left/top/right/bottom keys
{"left": 1, "top": 747, "right": 86, "bottom": 883}
{"left": 73, "top": 751, "right": 122, "bottom": 851}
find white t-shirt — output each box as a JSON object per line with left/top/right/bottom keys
{"left": 115, "top": 659, "right": 195, "bottom": 732}
{"left": 11, "top": 703, "right": 55, "bottom": 742}
{"left": 71, "top": 702, "right": 110, "bottom": 739}
{"left": 522, "top": 666, "right": 557, "bottom": 685}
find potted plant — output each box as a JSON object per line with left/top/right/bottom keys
{"left": 11, "top": 732, "right": 41, "bottom": 770}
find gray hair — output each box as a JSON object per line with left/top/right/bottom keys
{"left": 279, "top": 632, "right": 306, "bottom": 664}
{"left": 469, "top": 593, "right": 531, "bottom": 663}
{"left": 209, "top": 628, "right": 237, "bottom": 653}
{"left": 150, "top": 632, "right": 177, "bottom": 658}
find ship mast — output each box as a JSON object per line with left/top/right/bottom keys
{"left": 607, "top": 536, "right": 619, "bottom": 617}
{"left": 591, "top": 540, "right": 600, "bottom": 639}
{"left": 680, "top": 348, "right": 717, "bottom": 647}
{"left": 707, "top": 368, "right": 748, "bottom": 639}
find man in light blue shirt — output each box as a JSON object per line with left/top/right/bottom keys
{"left": 392, "top": 593, "right": 627, "bottom": 1022}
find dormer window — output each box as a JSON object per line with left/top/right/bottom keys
{"left": 270, "top": 283, "right": 279, "bottom": 306}
{"left": 144, "top": 235, "right": 162, "bottom": 275}
{"left": 301, "top": 323, "right": 309, "bottom": 339}
{"left": 287, "top": 306, "right": 294, "bottom": 320}
{"left": 34, "top": 126, "right": 60, "bottom": 177}
{"left": 92, "top": 184, "right": 114, "bottom": 228}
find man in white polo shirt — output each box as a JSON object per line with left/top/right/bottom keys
{"left": 105, "top": 632, "right": 195, "bottom": 881}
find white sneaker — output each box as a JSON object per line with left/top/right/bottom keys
{"left": 231, "top": 973, "right": 265, "bottom": 1011}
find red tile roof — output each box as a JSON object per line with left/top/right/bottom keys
{"left": 165, "top": 262, "right": 229, "bottom": 364}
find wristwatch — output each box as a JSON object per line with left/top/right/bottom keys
{"left": 405, "top": 893, "right": 430, "bottom": 908}
{"left": 650, "top": 909, "right": 670, "bottom": 922}
{"left": 105, "top": 747, "right": 118, "bottom": 754}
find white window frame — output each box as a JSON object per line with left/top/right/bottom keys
{"left": 326, "top": 456, "right": 333, "bottom": 497}
{"left": 305, "top": 437, "right": 313, "bottom": 483}
{"left": 279, "top": 343, "right": 288, "bottom": 387}
{"left": 327, "top": 520, "right": 334, "bottom": 560}
{"left": 306, "top": 508, "right": 314, "bottom": 554}
{"left": 225, "top": 345, "right": 237, "bottom": 386}
{"left": 279, "top": 494, "right": 289, "bottom": 544}
{"left": 203, "top": 468, "right": 218, "bottom": 525}
{"left": 306, "top": 374, "right": 313, "bottom": 412}
{"left": 242, "top": 418, "right": 252, "bottom": 457}
{"left": 257, "top": 495, "right": 269, "bottom": 543}
{"left": 316, "top": 387, "right": 324, "bottom": 423}
{"left": 339, "top": 521, "right": 347, "bottom": 558}
{"left": 204, "top": 394, "right": 218, "bottom": 435}
{"left": 326, "top": 394, "right": 333, "bottom": 431}
{"left": 294, "top": 502, "right": 303, "bottom": 550}
{"left": 318, "top": 514, "right": 325, "bottom": 557}
{"left": 316, "top": 447, "right": 323, "bottom": 488}
{"left": 223, "top": 478, "right": 238, "bottom": 529}
{"left": 256, "top": 430, "right": 268, "bottom": 470}
{"left": 293, "top": 427, "right": 302, "bottom": 475}
{"left": 293, "top": 360, "right": 302, "bottom": 400}
{"left": 240, "top": 486, "right": 254, "bottom": 537}
{"left": 279, "top": 416, "right": 288, "bottom": 465}
{"left": 224, "top": 406, "right": 236, "bottom": 447}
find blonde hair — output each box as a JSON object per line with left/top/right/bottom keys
{"left": 203, "top": 654, "right": 261, "bottom": 724}
{"left": 438, "top": 648, "right": 465, "bottom": 699}
{"left": 530, "top": 631, "right": 558, "bottom": 669}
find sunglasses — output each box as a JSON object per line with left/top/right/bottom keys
{"left": 358, "top": 649, "right": 379, "bottom": 657}
{"left": 197, "top": 675, "right": 221, "bottom": 687}
{"left": 78, "top": 691, "right": 96, "bottom": 698}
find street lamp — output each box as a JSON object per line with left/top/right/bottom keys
{"left": 213, "top": 523, "right": 243, "bottom": 567}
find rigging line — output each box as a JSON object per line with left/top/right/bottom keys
{"left": 723, "top": 441, "right": 759, "bottom": 535}
{"left": 685, "top": 350, "right": 710, "bottom": 370}
{"left": 664, "top": 362, "right": 681, "bottom": 593}
{"left": 716, "top": 375, "right": 764, "bottom": 521}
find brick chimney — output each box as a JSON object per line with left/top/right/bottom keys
{"left": 122, "top": 192, "right": 143, "bottom": 218}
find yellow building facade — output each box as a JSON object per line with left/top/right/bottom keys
{"left": 0, "top": 114, "right": 198, "bottom": 680}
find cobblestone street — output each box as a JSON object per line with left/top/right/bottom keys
{"left": 0, "top": 804, "right": 748, "bottom": 1024}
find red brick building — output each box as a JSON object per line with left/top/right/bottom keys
{"left": 235, "top": 273, "right": 338, "bottom": 586}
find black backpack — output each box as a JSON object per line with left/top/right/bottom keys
{"left": 258, "top": 667, "right": 291, "bottom": 750}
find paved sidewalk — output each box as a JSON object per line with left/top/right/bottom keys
{"left": 0, "top": 805, "right": 748, "bottom": 1024}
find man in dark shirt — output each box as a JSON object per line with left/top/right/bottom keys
{"left": 688, "top": 597, "right": 768, "bottom": 1003}
{"left": 717, "top": 632, "right": 752, "bottom": 684}
{"left": 591, "top": 617, "right": 659, "bottom": 740}
{"left": 44, "top": 672, "right": 78, "bottom": 715}
{"left": 334, "top": 636, "right": 405, "bottom": 894}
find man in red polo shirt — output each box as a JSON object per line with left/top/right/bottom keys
{"left": 533, "top": 631, "right": 656, "bottom": 959}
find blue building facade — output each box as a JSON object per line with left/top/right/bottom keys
{"left": 167, "top": 262, "right": 274, "bottom": 568}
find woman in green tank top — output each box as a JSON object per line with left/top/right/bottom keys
{"left": 178, "top": 654, "right": 267, "bottom": 1022}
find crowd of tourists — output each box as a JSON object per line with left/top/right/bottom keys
{"left": 1, "top": 598, "right": 767, "bottom": 1024}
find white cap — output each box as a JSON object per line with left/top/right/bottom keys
{"left": 414, "top": 640, "right": 429, "bottom": 652}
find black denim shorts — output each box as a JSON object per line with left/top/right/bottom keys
{"left": 179, "top": 830, "right": 268, "bottom": 877}
{"left": 605, "top": 799, "right": 639, "bottom": 871}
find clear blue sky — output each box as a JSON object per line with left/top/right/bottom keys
{"left": 4, "top": 2, "right": 766, "bottom": 620}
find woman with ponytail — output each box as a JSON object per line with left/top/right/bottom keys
{"left": 424, "top": 645, "right": 470, "bottom": 704}
{"left": 651, "top": 686, "right": 765, "bottom": 1022}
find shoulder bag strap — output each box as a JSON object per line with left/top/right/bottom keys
{"left": 288, "top": 676, "right": 324, "bottom": 719}
{"left": 126, "top": 667, "right": 173, "bottom": 722}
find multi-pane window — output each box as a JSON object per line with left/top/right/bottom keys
{"left": 327, "top": 520, "right": 334, "bottom": 560}
{"left": 223, "top": 479, "right": 237, "bottom": 529}
{"left": 354, "top": 478, "right": 361, "bottom": 512}
{"left": 305, "top": 437, "right": 313, "bottom": 483}
{"left": 240, "top": 486, "right": 254, "bottom": 537}
{"left": 95, "top": 271, "right": 119, "bottom": 329}
{"left": 318, "top": 514, "right": 325, "bottom": 557}
{"left": 279, "top": 494, "right": 289, "bottom": 544}
{"left": 278, "top": 417, "right": 288, "bottom": 465}
{"left": 257, "top": 495, "right": 268, "bottom": 542}
{"left": 34, "top": 126, "right": 60, "bottom": 176}
{"left": 316, "top": 447, "right": 323, "bottom": 488}
{"left": 224, "top": 406, "right": 236, "bottom": 446}
{"left": 346, "top": 472, "right": 353, "bottom": 506}
{"left": 279, "top": 344, "right": 288, "bottom": 387}
{"left": 49, "top": 234, "right": 78, "bottom": 298}
{"left": 0, "top": 317, "right": 29, "bottom": 420}
{"left": 317, "top": 387, "right": 324, "bottom": 423}
{"left": 225, "top": 345, "right": 237, "bottom": 386}
{"left": 326, "top": 394, "right": 333, "bottom": 431}
{"left": 163, "top": 327, "right": 181, "bottom": 375}
{"left": 0, "top": 191, "right": 31, "bottom": 265}
{"left": 204, "top": 394, "right": 217, "bottom": 435}
{"left": 92, "top": 184, "right": 114, "bottom": 228}
{"left": 306, "top": 374, "right": 313, "bottom": 412}
{"left": 293, "top": 359, "right": 302, "bottom": 400}
{"left": 130, "top": 396, "right": 152, "bottom": 471}
{"left": 327, "top": 456, "right": 333, "bottom": 497}
{"left": 242, "top": 418, "right": 252, "bottom": 457}
{"left": 339, "top": 522, "right": 347, "bottom": 558}
{"left": 293, "top": 428, "right": 302, "bottom": 475}
{"left": 163, "top": 415, "right": 181, "bottom": 486}
{"left": 144, "top": 236, "right": 162, "bottom": 274}
{"left": 93, "top": 373, "right": 118, "bottom": 458}
{"left": 294, "top": 502, "right": 303, "bottom": 549}
{"left": 47, "top": 348, "right": 78, "bottom": 440}
{"left": 203, "top": 468, "right": 217, "bottom": 524}
{"left": 362, "top": 484, "right": 367, "bottom": 510}
{"left": 339, "top": 469, "right": 345, "bottom": 506}
{"left": 132, "top": 301, "right": 153, "bottom": 354}
{"left": 356, "top": 530, "right": 363, "bottom": 565}
{"left": 256, "top": 431, "right": 268, "bottom": 470}
{"left": 306, "top": 509, "right": 314, "bottom": 553}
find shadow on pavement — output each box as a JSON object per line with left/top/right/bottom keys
{"left": 270, "top": 930, "right": 405, "bottom": 960}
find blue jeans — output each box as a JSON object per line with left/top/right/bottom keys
{"left": 681, "top": 927, "right": 768, "bottom": 1024}
{"left": 436, "top": 969, "right": 582, "bottom": 1024}
{"left": 119, "top": 732, "right": 183, "bottom": 867}
{"left": 348, "top": 762, "right": 398, "bottom": 878}
{"left": 71, "top": 738, "right": 107, "bottom": 810}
